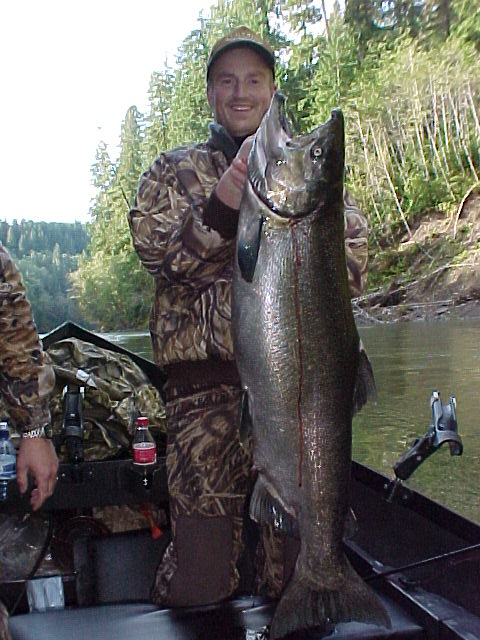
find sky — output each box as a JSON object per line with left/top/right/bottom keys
{"left": 0, "top": 0, "right": 214, "bottom": 224}
{"left": 1, "top": 0, "right": 336, "bottom": 225}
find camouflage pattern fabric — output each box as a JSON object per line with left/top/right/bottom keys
{"left": 151, "top": 382, "right": 292, "bottom": 603}
{"left": 130, "top": 141, "right": 234, "bottom": 366}
{"left": 92, "top": 504, "right": 167, "bottom": 534}
{"left": 0, "top": 244, "right": 54, "bottom": 433}
{"left": 0, "top": 601, "right": 11, "bottom": 640}
{"left": 46, "top": 338, "right": 166, "bottom": 461}
{"left": 131, "top": 124, "right": 369, "bottom": 604}
{"left": 0, "top": 246, "right": 54, "bottom": 638}
{"left": 344, "top": 190, "right": 369, "bottom": 297}
{"left": 254, "top": 524, "right": 286, "bottom": 598}
{"left": 129, "top": 129, "right": 368, "bottom": 367}
{"left": 151, "top": 384, "right": 250, "bottom": 603}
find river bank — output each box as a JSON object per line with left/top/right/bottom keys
{"left": 354, "top": 189, "right": 480, "bottom": 325}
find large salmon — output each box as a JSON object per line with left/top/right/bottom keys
{"left": 232, "top": 93, "right": 390, "bottom": 639}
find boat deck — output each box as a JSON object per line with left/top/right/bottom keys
{"left": 5, "top": 322, "right": 480, "bottom": 640}
{"left": 9, "top": 593, "right": 423, "bottom": 640}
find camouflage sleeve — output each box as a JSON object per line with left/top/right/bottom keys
{"left": 129, "top": 152, "right": 234, "bottom": 288}
{"left": 0, "top": 246, "right": 55, "bottom": 432}
{"left": 344, "top": 191, "right": 368, "bottom": 298}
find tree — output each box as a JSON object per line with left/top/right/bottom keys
{"left": 73, "top": 0, "right": 283, "bottom": 330}
{"left": 450, "top": 0, "right": 480, "bottom": 51}
{"left": 421, "top": 0, "right": 453, "bottom": 39}
{"left": 73, "top": 106, "right": 155, "bottom": 329}
{"left": 73, "top": 0, "right": 480, "bottom": 322}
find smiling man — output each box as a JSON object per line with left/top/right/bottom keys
{"left": 207, "top": 44, "right": 275, "bottom": 138}
{"left": 129, "top": 26, "right": 368, "bottom": 609}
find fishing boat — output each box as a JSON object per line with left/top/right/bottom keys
{"left": 2, "top": 322, "right": 479, "bottom": 640}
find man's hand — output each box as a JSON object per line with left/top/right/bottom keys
{"left": 215, "top": 135, "right": 255, "bottom": 210}
{"left": 16, "top": 438, "right": 59, "bottom": 511}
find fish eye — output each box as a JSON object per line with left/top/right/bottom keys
{"left": 312, "top": 146, "right": 323, "bottom": 158}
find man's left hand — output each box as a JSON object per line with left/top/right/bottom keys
{"left": 214, "top": 135, "right": 255, "bottom": 210}
{"left": 16, "top": 438, "right": 59, "bottom": 511}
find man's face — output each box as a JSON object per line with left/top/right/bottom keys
{"left": 207, "top": 47, "right": 276, "bottom": 138}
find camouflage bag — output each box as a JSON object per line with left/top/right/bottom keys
{"left": 46, "top": 338, "right": 166, "bottom": 462}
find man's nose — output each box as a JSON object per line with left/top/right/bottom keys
{"left": 233, "top": 79, "right": 248, "bottom": 98}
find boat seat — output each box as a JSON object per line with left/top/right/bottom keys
{"left": 69, "top": 526, "right": 170, "bottom": 606}
{"left": 9, "top": 593, "right": 424, "bottom": 640}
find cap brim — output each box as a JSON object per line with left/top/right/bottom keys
{"left": 207, "top": 41, "right": 275, "bottom": 79}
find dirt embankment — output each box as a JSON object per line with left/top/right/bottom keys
{"left": 353, "top": 189, "right": 480, "bottom": 325}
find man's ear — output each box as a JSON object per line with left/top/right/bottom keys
{"left": 207, "top": 84, "right": 214, "bottom": 110}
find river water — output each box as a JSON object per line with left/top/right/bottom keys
{"left": 103, "top": 319, "right": 480, "bottom": 525}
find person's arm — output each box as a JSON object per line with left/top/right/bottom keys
{"left": 344, "top": 192, "right": 369, "bottom": 298}
{"left": 129, "top": 150, "right": 235, "bottom": 289}
{"left": 203, "top": 136, "right": 253, "bottom": 240}
{"left": 0, "top": 246, "right": 58, "bottom": 510}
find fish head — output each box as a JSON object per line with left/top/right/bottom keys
{"left": 248, "top": 92, "right": 344, "bottom": 218}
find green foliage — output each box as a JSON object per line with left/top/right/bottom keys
{"left": 75, "top": 0, "right": 283, "bottom": 330}
{"left": 450, "top": 0, "right": 480, "bottom": 50}
{"left": 76, "top": 0, "right": 480, "bottom": 326}
{"left": 71, "top": 248, "right": 154, "bottom": 330}
{"left": 73, "top": 105, "right": 152, "bottom": 330}
{"left": 346, "top": 34, "right": 479, "bottom": 240}
{"left": 0, "top": 220, "right": 89, "bottom": 332}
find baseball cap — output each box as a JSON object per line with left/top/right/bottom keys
{"left": 207, "top": 26, "right": 275, "bottom": 80}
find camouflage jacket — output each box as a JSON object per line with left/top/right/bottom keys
{"left": 129, "top": 124, "right": 368, "bottom": 379}
{"left": 0, "top": 245, "right": 55, "bottom": 431}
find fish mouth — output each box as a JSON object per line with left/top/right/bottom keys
{"left": 248, "top": 93, "right": 344, "bottom": 219}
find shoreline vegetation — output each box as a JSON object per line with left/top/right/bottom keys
{"left": 354, "top": 189, "right": 480, "bottom": 325}
{"left": 3, "top": 1, "right": 479, "bottom": 332}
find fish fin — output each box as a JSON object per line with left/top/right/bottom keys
{"left": 237, "top": 215, "right": 264, "bottom": 283}
{"left": 239, "top": 387, "right": 252, "bottom": 443}
{"left": 343, "top": 507, "right": 358, "bottom": 541}
{"left": 353, "top": 343, "right": 377, "bottom": 414}
{"left": 270, "top": 556, "right": 391, "bottom": 639}
{"left": 249, "top": 476, "right": 299, "bottom": 538}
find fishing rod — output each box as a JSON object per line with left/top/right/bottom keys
{"left": 363, "top": 541, "right": 480, "bottom": 583}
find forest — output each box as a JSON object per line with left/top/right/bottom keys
{"left": 11, "top": 0, "right": 480, "bottom": 331}
{"left": 0, "top": 220, "right": 89, "bottom": 332}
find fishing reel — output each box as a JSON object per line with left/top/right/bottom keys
{"left": 387, "top": 391, "right": 462, "bottom": 500}
{"left": 60, "top": 383, "right": 85, "bottom": 466}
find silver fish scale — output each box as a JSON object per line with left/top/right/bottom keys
{"left": 234, "top": 204, "right": 355, "bottom": 552}
{"left": 232, "top": 94, "right": 389, "bottom": 639}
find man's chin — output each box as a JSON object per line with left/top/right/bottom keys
{"left": 223, "top": 113, "right": 262, "bottom": 137}
{"left": 227, "top": 122, "right": 260, "bottom": 138}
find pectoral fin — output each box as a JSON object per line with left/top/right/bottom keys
{"left": 353, "top": 340, "right": 377, "bottom": 414}
{"left": 239, "top": 387, "right": 253, "bottom": 444}
{"left": 250, "top": 475, "right": 299, "bottom": 538}
{"left": 237, "top": 215, "right": 264, "bottom": 283}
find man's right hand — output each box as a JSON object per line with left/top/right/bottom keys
{"left": 215, "top": 135, "right": 255, "bottom": 210}
{"left": 17, "top": 438, "right": 59, "bottom": 511}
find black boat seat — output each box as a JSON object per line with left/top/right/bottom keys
{"left": 66, "top": 526, "right": 171, "bottom": 606}
{"left": 85, "top": 527, "right": 170, "bottom": 604}
{"left": 9, "top": 594, "right": 423, "bottom": 640}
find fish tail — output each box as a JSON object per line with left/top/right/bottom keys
{"left": 270, "top": 559, "right": 391, "bottom": 639}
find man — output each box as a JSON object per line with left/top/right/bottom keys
{"left": 129, "top": 26, "right": 368, "bottom": 608}
{"left": 0, "top": 244, "right": 59, "bottom": 640}
{"left": 0, "top": 245, "right": 58, "bottom": 509}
